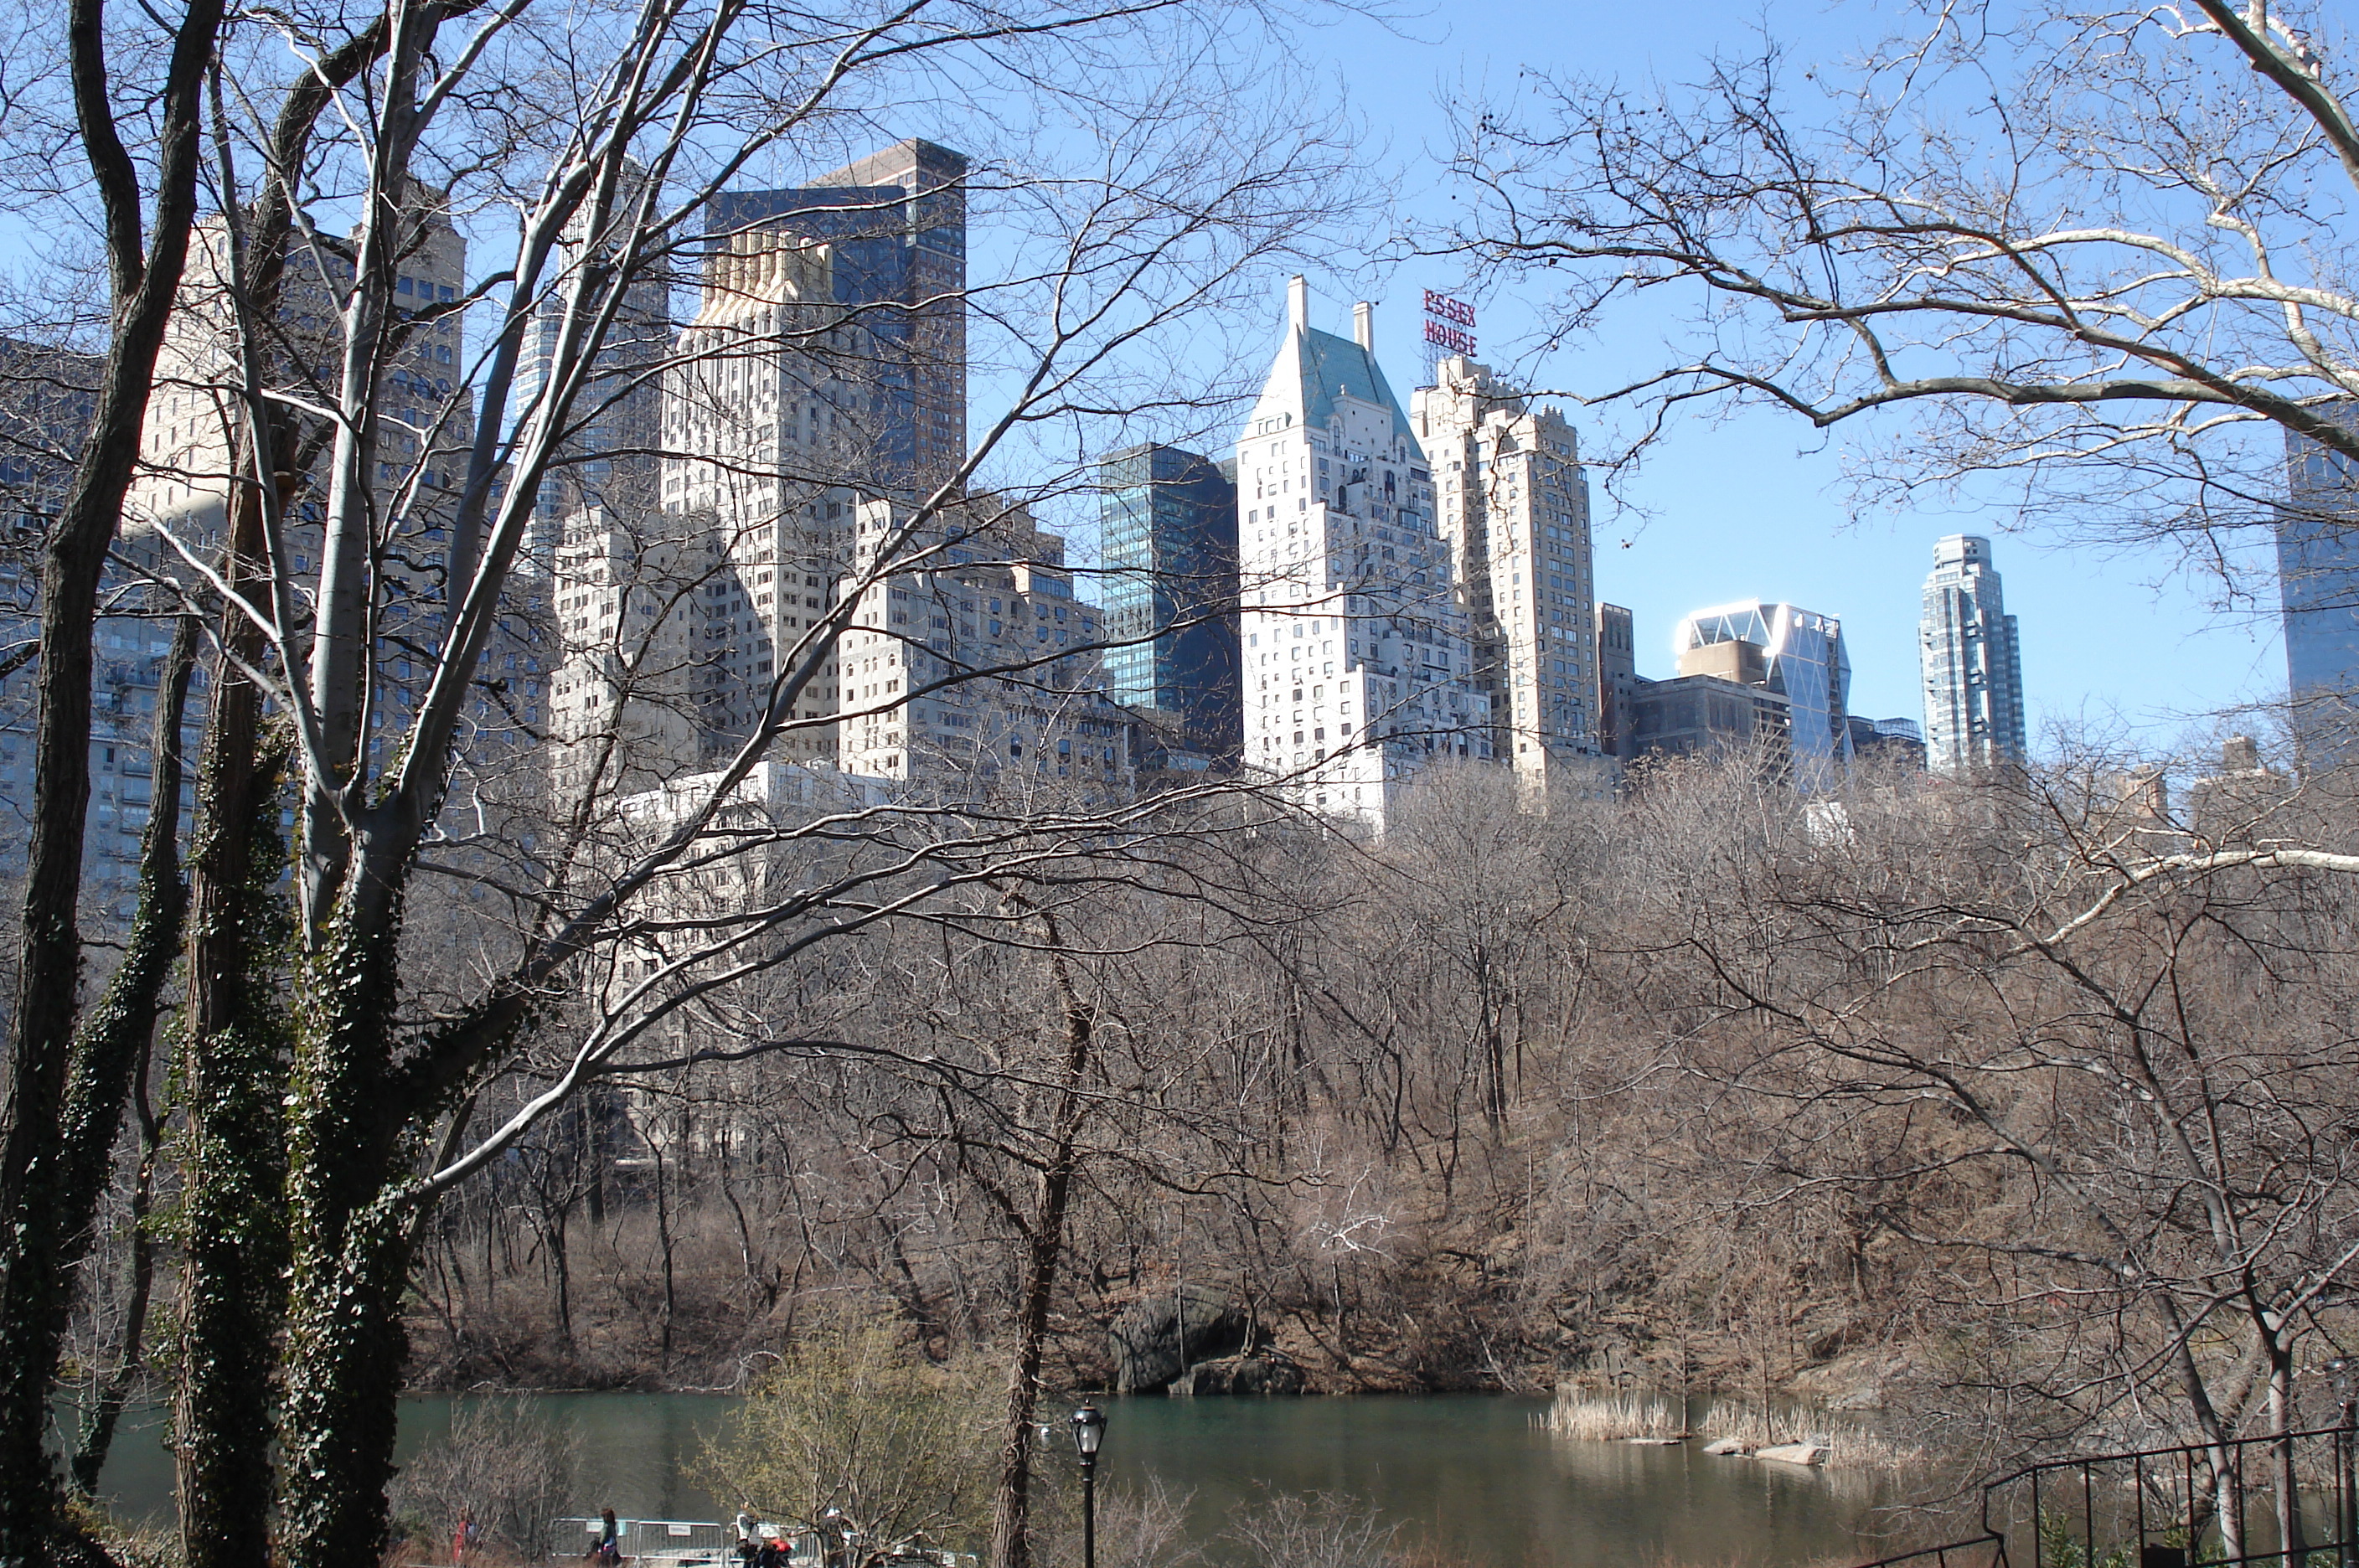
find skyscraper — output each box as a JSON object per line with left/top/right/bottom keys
{"left": 1918, "top": 534, "right": 2027, "bottom": 776}
{"left": 514, "top": 160, "right": 672, "bottom": 558}
{"left": 2279, "top": 420, "right": 2359, "bottom": 764}
{"left": 705, "top": 139, "right": 968, "bottom": 495}
{"left": 638, "top": 140, "right": 968, "bottom": 771}
{"left": 658, "top": 228, "right": 852, "bottom": 765}
{"left": 1673, "top": 600, "right": 1852, "bottom": 782}
{"left": 1236, "top": 277, "right": 1489, "bottom": 828}
{"left": 1411, "top": 357, "right": 1601, "bottom": 792}
{"left": 1097, "top": 443, "right": 1240, "bottom": 769}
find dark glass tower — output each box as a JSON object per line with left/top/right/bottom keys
{"left": 706, "top": 139, "right": 968, "bottom": 494}
{"left": 1097, "top": 443, "right": 1241, "bottom": 768}
{"left": 2280, "top": 420, "right": 2359, "bottom": 766}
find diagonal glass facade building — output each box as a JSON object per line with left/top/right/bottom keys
{"left": 1673, "top": 599, "right": 1854, "bottom": 782}
{"left": 1097, "top": 443, "right": 1241, "bottom": 769}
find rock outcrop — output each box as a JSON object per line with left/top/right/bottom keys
{"left": 1108, "top": 1287, "right": 1257, "bottom": 1394}
{"left": 1170, "top": 1349, "right": 1306, "bottom": 1396}
{"left": 1754, "top": 1442, "right": 1830, "bottom": 1466}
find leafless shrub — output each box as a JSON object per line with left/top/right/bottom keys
{"left": 389, "top": 1397, "right": 582, "bottom": 1564}
{"left": 1218, "top": 1492, "right": 1405, "bottom": 1568}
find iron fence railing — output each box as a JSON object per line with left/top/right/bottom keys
{"left": 1845, "top": 1416, "right": 2359, "bottom": 1568}
{"left": 1844, "top": 1538, "right": 2008, "bottom": 1568}
{"left": 1990, "top": 1422, "right": 2359, "bottom": 1568}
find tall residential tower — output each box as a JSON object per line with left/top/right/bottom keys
{"left": 1918, "top": 534, "right": 2027, "bottom": 775}
{"left": 1411, "top": 357, "right": 1601, "bottom": 792}
{"left": 1236, "top": 278, "right": 1489, "bottom": 828}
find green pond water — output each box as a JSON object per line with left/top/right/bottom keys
{"left": 87, "top": 1393, "right": 1921, "bottom": 1567}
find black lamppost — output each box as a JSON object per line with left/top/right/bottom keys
{"left": 2331, "top": 1360, "right": 2356, "bottom": 1568}
{"left": 1070, "top": 1405, "right": 1107, "bottom": 1568}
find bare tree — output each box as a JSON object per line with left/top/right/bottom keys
{"left": 0, "top": 0, "right": 225, "bottom": 1553}
{"left": 0, "top": 0, "right": 1370, "bottom": 1560}
{"left": 1442, "top": 0, "right": 2359, "bottom": 575}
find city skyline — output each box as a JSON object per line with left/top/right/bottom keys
{"left": 0, "top": 125, "right": 2329, "bottom": 825}
{"left": 0, "top": 4, "right": 2313, "bottom": 750}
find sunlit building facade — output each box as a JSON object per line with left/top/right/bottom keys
{"left": 1675, "top": 600, "right": 1853, "bottom": 784}
{"left": 1235, "top": 278, "right": 1491, "bottom": 830}
{"left": 1918, "top": 534, "right": 2027, "bottom": 776}
{"left": 1412, "top": 357, "right": 1602, "bottom": 793}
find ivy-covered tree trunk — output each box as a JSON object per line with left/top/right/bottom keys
{"left": 68, "top": 1057, "right": 162, "bottom": 1500}
{"left": 42, "top": 612, "right": 197, "bottom": 1493}
{"left": 273, "top": 860, "right": 421, "bottom": 1568}
{"left": 173, "top": 717, "right": 291, "bottom": 1568}
{"left": 0, "top": 0, "right": 225, "bottom": 1554}
{"left": 56, "top": 612, "right": 196, "bottom": 1247}
{"left": 167, "top": 29, "right": 388, "bottom": 1549}
{"left": 173, "top": 420, "right": 301, "bottom": 1567}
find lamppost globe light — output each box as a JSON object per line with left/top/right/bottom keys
{"left": 1070, "top": 1403, "right": 1107, "bottom": 1568}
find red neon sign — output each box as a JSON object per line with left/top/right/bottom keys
{"left": 1422, "top": 290, "right": 1476, "bottom": 356}
{"left": 1422, "top": 290, "right": 1475, "bottom": 327}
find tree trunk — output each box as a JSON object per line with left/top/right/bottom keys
{"left": 44, "top": 612, "right": 195, "bottom": 1496}
{"left": 0, "top": 0, "right": 225, "bottom": 1553}
{"left": 54, "top": 610, "right": 196, "bottom": 1253}
{"left": 69, "top": 1040, "right": 163, "bottom": 1500}
{"left": 174, "top": 715, "right": 292, "bottom": 1568}
{"left": 989, "top": 937, "right": 1097, "bottom": 1568}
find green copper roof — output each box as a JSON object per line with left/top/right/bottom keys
{"left": 1287, "top": 326, "right": 1417, "bottom": 445}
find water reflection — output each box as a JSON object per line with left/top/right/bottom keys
{"left": 88, "top": 1392, "right": 1899, "bottom": 1567}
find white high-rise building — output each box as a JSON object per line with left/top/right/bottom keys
{"left": 658, "top": 227, "right": 859, "bottom": 765}
{"left": 1411, "top": 356, "right": 1602, "bottom": 792}
{"left": 1236, "top": 278, "right": 1490, "bottom": 828}
{"left": 1918, "top": 534, "right": 2027, "bottom": 775}
{"left": 834, "top": 497, "right": 1131, "bottom": 792}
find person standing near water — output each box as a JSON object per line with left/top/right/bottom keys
{"left": 586, "top": 1508, "right": 622, "bottom": 1564}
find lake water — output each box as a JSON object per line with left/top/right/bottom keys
{"left": 89, "top": 1393, "right": 1928, "bottom": 1567}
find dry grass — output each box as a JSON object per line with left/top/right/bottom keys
{"left": 1540, "top": 1389, "right": 1684, "bottom": 1442}
{"left": 1698, "top": 1406, "right": 1931, "bottom": 1470}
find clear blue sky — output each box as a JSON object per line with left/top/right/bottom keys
{"left": 1256, "top": 0, "right": 2292, "bottom": 748}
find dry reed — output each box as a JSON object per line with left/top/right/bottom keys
{"left": 1540, "top": 1390, "right": 1684, "bottom": 1442}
